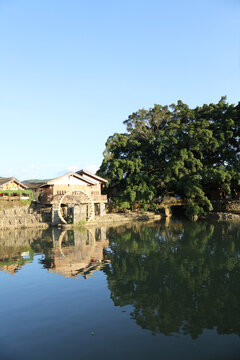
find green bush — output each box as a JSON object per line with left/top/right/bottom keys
{"left": 119, "top": 201, "right": 131, "bottom": 210}
{"left": 0, "top": 189, "right": 33, "bottom": 202}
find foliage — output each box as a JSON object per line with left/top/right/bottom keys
{"left": 67, "top": 214, "right": 73, "bottom": 224}
{"left": 0, "top": 189, "right": 33, "bottom": 205}
{"left": 97, "top": 97, "right": 240, "bottom": 215}
{"left": 117, "top": 201, "right": 131, "bottom": 211}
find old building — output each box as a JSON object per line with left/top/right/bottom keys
{"left": 76, "top": 169, "right": 107, "bottom": 189}
{"left": 38, "top": 171, "right": 108, "bottom": 223}
{"left": 0, "top": 177, "right": 27, "bottom": 191}
{"left": 23, "top": 181, "right": 47, "bottom": 201}
{"left": 0, "top": 177, "right": 31, "bottom": 201}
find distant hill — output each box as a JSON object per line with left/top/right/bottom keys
{"left": 22, "top": 179, "right": 49, "bottom": 184}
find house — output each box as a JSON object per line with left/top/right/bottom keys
{"left": 38, "top": 171, "right": 108, "bottom": 220}
{"left": 76, "top": 169, "right": 108, "bottom": 190}
{"left": 0, "top": 177, "right": 27, "bottom": 191}
{"left": 0, "top": 177, "right": 31, "bottom": 200}
{"left": 23, "top": 181, "right": 46, "bottom": 201}
{"left": 75, "top": 169, "right": 108, "bottom": 204}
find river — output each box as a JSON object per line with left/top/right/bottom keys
{"left": 0, "top": 220, "right": 240, "bottom": 360}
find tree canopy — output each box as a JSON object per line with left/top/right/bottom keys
{"left": 98, "top": 97, "right": 240, "bottom": 215}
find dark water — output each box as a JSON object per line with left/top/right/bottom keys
{"left": 1, "top": 220, "right": 240, "bottom": 360}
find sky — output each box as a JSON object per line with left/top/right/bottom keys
{"left": 0, "top": 0, "right": 239, "bottom": 180}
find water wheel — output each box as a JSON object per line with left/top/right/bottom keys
{"left": 57, "top": 228, "right": 95, "bottom": 258}
{"left": 57, "top": 190, "right": 94, "bottom": 224}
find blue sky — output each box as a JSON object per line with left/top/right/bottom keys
{"left": 0, "top": 0, "right": 239, "bottom": 180}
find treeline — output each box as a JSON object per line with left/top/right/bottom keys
{"left": 98, "top": 97, "right": 240, "bottom": 215}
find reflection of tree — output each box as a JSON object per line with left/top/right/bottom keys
{"left": 104, "top": 221, "right": 240, "bottom": 338}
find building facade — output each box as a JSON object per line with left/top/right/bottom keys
{"left": 38, "top": 171, "right": 108, "bottom": 222}
{"left": 0, "top": 177, "right": 31, "bottom": 201}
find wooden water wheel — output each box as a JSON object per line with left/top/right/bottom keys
{"left": 57, "top": 190, "right": 94, "bottom": 224}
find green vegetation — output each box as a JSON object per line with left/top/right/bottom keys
{"left": 0, "top": 246, "right": 34, "bottom": 267}
{"left": 98, "top": 97, "right": 240, "bottom": 216}
{"left": 67, "top": 213, "right": 73, "bottom": 224}
{"left": 22, "top": 179, "right": 49, "bottom": 184}
{"left": 0, "top": 189, "right": 33, "bottom": 206}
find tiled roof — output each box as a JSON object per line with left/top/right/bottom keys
{"left": 0, "top": 177, "right": 27, "bottom": 189}
{"left": 23, "top": 182, "right": 45, "bottom": 189}
{"left": 40, "top": 172, "right": 96, "bottom": 187}
{"left": 0, "top": 177, "right": 15, "bottom": 186}
{"left": 76, "top": 169, "right": 108, "bottom": 183}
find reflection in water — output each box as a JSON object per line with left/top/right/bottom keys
{"left": 0, "top": 227, "right": 110, "bottom": 278}
{"left": 0, "top": 228, "right": 42, "bottom": 274}
{"left": 1, "top": 220, "right": 240, "bottom": 345}
{"left": 103, "top": 221, "right": 240, "bottom": 339}
{"left": 48, "top": 228, "right": 110, "bottom": 278}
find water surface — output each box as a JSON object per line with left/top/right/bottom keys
{"left": 1, "top": 220, "right": 240, "bottom": 360}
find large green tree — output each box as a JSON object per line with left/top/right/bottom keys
{"left": 98, "top": 98, "right": 240, "bottom": 215}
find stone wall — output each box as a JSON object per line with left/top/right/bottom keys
{"left": 225, "top": 200, "right": 240, "bottom": 214}
{"left": 72, "top": 204, "right": 87, "bottom": 223}
{"left": 209, "top": 212, "right": 240, "bottom": 221}
{"left": 0, "top": 205, "right": 51, "bottom": 229}
{"left": 212, "top": 200, "right": 240, "bottom": 214}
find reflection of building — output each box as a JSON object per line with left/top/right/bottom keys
{"left": 0, "top": 227, "right": 110, "bottom": 277}
{"left": 50, "top": 228, "right": 109, "bottom": 278}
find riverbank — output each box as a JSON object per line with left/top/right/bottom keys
{"left": 207, "top": 212, "right": 240, "bottom": 222}
{"left": 62, "top": 211, "right": 162, "bottom": 229}
{"left": 1, "top": 203, "right": 240, "bottom": 230}
{"left": 0, "top": 204, "right": 162, "bottom": 230}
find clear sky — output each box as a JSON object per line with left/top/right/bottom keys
{"left": 0, "top": 0, "right": 239, "bottom": 180}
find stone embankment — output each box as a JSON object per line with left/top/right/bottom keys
{"left": 212, "top": 200, "right": 240, "bottom": 214}
{"left": 209, "top": 212, "right": 240, "bottom": 222}
{"left": 0, "top": 204, "right": 162, "bottom": 230}
{"left": 210, "top": 200, "right": 240, "bottom": 222}
{"left": 225, "top": 200, "right": 240, "bottom": 214}
{"left": 80, "top": 211, "right": 161, "bottom": 227}
{"left": 0, "top": 205, "right": 50, "bottom": 229}
{"left": 2, "top": 199, "right": 240, "bottom": 230}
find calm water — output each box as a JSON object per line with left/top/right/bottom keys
{"left": 1, "top": 220, "right": 240, "bottom": 360}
